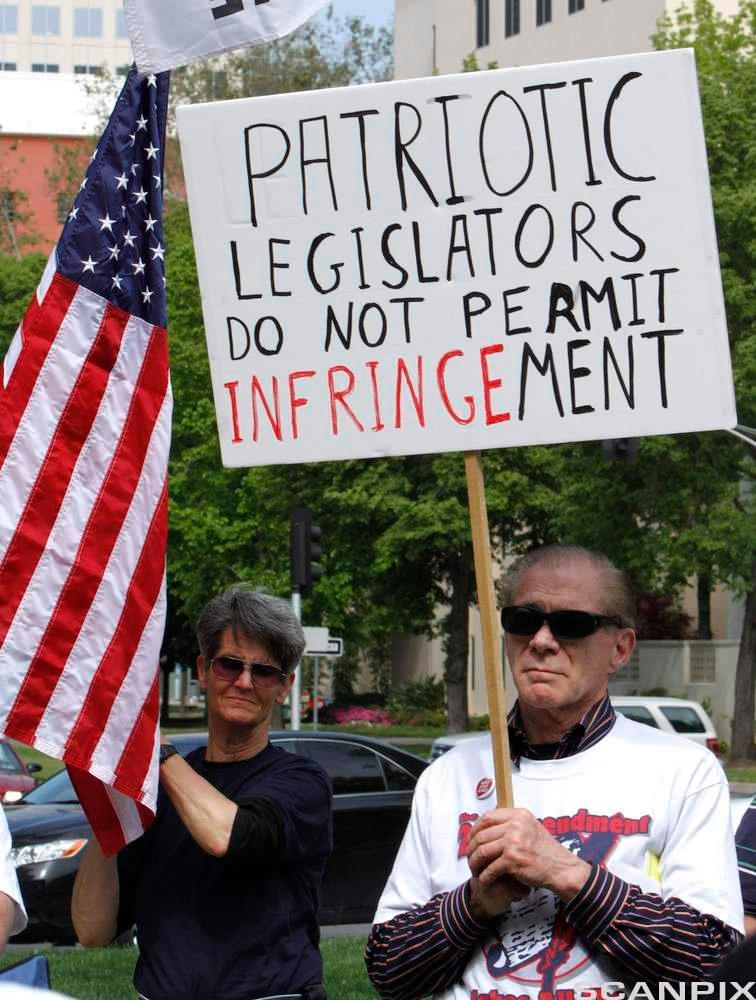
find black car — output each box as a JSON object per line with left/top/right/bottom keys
{"left": 7, "top": 731, "right": 427, "bottom": 942}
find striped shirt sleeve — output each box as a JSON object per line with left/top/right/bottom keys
{"left": 365, "top": 881, "right": 489, "bottom": 1000}
{"left": 564, "top": 864, "right": 743, "bottom": 980}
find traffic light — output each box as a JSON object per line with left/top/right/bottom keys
{"left": 601, "top": 438, "right": 639, "bottom": 463}
{"left": 290, "top": 506, "right": 323, "bottom": 596}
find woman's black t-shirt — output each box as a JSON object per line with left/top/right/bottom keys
{"left": 117, "top": 743, "right": 333, "bottom": 1000}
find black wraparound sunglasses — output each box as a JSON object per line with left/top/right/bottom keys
{"left": 210, "top": 655, "right": 288, "bottom": 688}
{"left": 501, "top": 605, "right": 627, "bottom": 640}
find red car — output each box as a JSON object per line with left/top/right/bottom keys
{"left": 0, "top": 739, "right": 40, "bottom": 803}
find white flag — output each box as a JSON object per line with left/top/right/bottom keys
{"left": 123, "top": 0, "right": 329, "bottom": 74}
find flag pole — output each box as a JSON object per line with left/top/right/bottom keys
{"left": 464, "top": 451, "right": 513, "bottom": 809}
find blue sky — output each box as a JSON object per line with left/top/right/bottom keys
{"left": 324, "top": 0, "right": 393, "bottom": 28}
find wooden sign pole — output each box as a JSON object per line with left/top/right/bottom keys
{"left": 464, "top": 451, "right": 514, "bottom": 809}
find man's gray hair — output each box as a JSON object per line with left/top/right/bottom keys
{"left": 501, "top": 544, "right": 637, "bottom": 629}
{"left": 196, "top": 586, "right": 306, "bottom": 671}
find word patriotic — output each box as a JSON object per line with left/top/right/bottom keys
{"left": 0, "top": 67, "right": 171, "bottom": 856}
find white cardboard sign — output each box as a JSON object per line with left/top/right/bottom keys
{"left": 177, "top": 50, "right": 736, "bottom": 468}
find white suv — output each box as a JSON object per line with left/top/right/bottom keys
{"left": 429, "top": 697, "right": 721, "bottom": 760}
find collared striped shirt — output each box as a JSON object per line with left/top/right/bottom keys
{"left": 365, "top": 694, "right": 742, "bottom": 999}
{"left": 735, "top": 795, "right": 756, "bottom": 916}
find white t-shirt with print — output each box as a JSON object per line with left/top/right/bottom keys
{"left": 375, "top": 715, "right": 743, "bottom": 1000}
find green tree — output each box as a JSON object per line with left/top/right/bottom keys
{"left": 0, "top": 252, "right": 45, "bottom": 354}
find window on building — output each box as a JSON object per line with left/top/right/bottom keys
{"left": 568, "top": 0, "right": 585, "bottom": 12}
{"left": 32, "top": 5, "right": 60, "bottom": 34}
{"left": 505, "top": 0, "right": 520, "bottom": 37}
{"left": 0, "top": 61, "right": 15, "bottom": 70}
{"left": 116, "top": 9, "right": 128, "bottom": 38}
{"left": 74, "top": 63, "right": 99, "bottom": 74}
{"left": 0, "top": 191, "right": 16, "bottom": 222}
{"left": 31, "top": 62, "right": 58, "bottom": 72}
{"left": 0, "top": 4, "right": 17, "bottom": 33}
{"left": 74, "top": 6, "right": 102, "bottom": 37}
{"left": 476, "top": 0, "right": 489, "bottom": 48}
{"left": 116, "top": 63, "right": 129, "bottom": 76}
{"left": 536, "top": 0, "right": 552, "bottom": 26}
{"left": 56, "top": 193, "right": 70, "bottom": 224}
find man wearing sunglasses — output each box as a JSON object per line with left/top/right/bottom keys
{"left": 367, "top": 545, "right": 743, "bottom": 999}
{"left": 72, "top": 586, "right": 332, "bottom": 1000}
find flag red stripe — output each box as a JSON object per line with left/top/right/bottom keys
{"left": 67, "top": 764, "right": 139, "bottom": 858}
{"left": 64, "top": 479, "right": 168, "bottom": 768}
{"left": 0, "top": 302, "right": 128, "bottom": 656}
{"left": 113, "top": 669, "right": 160, "bottom": 799}
{"left": 0, "top": 275, "right": 77, "bottom": 470}
{"left": 4, "top": 325, "right": 169, "bottom": 744}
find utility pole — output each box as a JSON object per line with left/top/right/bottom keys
{"left": 289, "top": 506, "right": 322, "bottom": 730}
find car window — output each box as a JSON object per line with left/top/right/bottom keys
{"left": 0, "top": 743, "right": 22, "bottom": 774}
{"left": 299, "top": 740, "right": 386, "bottom": 794}
{"left": 380, "top": 756, "right": 416, "bottom": 791}
{"left": 660, "top": 706, "right": 706, "bottom": 734}
{"left": 615, "top": 705, "right": 659, "bottom": 728}
{"left": 21, "top": 769, "right": 78, "bottom": 805}
{"left": 272, "top": 739, "right": 300, "bottom": 755}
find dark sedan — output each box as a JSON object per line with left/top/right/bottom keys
{"left": 7, "top": 731, "right": 427, "bottom": 942}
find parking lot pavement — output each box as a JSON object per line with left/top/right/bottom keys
{"left": 320, "top": 924, "right": 372, "bottom": 938}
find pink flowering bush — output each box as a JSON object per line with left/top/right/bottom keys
{"left": 331, "top": 706, "right": 395, "bottom": 726}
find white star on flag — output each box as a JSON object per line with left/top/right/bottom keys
{"left": 115, "top": 172, "right": 129, "bottom": 191}
{"left": 98, "top": 214, "right": 116, "bottom": 233}
{"left": 81, "top": 256, "right": 97, "bottom": 273}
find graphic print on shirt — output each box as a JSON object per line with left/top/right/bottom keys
{"left": 479, "top": 810, "right": 651, "bottom": 992}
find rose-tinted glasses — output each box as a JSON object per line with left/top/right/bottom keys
{"left": 210, "top": 656, "right": 289, "bottom": 688}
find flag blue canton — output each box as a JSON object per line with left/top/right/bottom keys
{"left": 56, "top": 67, "right": 170, "bottom": 329}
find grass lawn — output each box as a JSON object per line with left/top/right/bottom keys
{"left": 0, "top": 939, "right": 377, "bottom": 999}
{"left": 726, "top": 765, "right": 756, "bottom": 784}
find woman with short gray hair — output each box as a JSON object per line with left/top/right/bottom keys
{"left": 73, "top": 584, "right": 332, "bottom": 1000}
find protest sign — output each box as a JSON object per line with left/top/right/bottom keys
{"left": 177, "top": 49, "right": 736, "bottom": 470}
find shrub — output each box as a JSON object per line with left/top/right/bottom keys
{"left": 331, "top": 706, "right": 396, "bottom": 726}
{"left": 469, "top": 714, "right": 490, "bottom": 731}
{"left": 387, "top": 677, "right": 446, "bottom": 717}
{"left": 390, "top": 707, "right": 447, "bottom": 727}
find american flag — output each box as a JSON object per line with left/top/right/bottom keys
{"left": 0, "top": 67, "right": 171, "bottom": 855}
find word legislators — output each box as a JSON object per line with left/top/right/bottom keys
{"left": 220, "top": 331, "right": 681, "bottom": 448}
{"left": 467, "top": 985, "right": 756, "bottom": 1000}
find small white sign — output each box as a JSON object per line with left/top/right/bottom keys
{"left": 177, "top": 50, "right": 736, "bottom": 469}
{"left": 302, "top": 626, "right": 329, "bottom": 656}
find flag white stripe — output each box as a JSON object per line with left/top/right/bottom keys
{"left": 33, "top": 387, "right": 171, "bottom": 753}
{"left": 105, "top": 783, "right": 146, "bottom": 845}
{"left": 89, "top": 575, "right": 166, "bottom": 798}
{"left": 0, "top": 287, "right": 107, "bottom": 559}
{"left": 0, "top": 311, "right": 156, "bottom": 726}
{"left": 1, "top": 323, "right": 23, "bottom": 390}
{"left": 37, "top": 250, "right": 57, "bottom": 306}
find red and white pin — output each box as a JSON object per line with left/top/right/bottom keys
{"left": 475, "top": 777, "right": 495, "bottom": 800}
